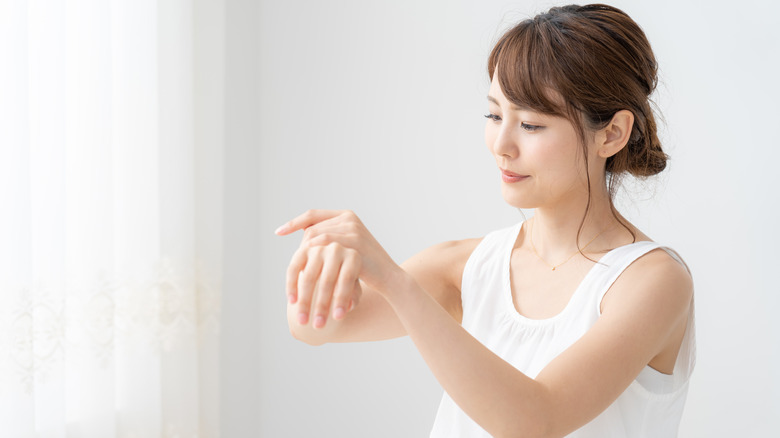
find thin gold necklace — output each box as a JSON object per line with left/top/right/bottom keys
{"left": 529, "top": 219, "right": 611, "bottom": 271}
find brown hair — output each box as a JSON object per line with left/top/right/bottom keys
{"left": 488, "top": 3, "right": 667, "bottom": 245}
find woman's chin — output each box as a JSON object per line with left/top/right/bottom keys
{"left": 502, "top": 194, "right": 536, "bottom": 210}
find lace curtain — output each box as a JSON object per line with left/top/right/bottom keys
{"left": 0, "top": 0, "right": 222, "bottom": 436}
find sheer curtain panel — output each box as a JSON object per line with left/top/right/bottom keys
{"left": 0, "top": 0, "right": 224, "bottom": 437}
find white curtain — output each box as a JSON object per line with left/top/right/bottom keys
{"left": 0, "top": 0, "right": 223, "bottom": 437}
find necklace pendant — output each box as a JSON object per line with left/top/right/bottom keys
{"left": 552, "top": 267, "right": 556, "bottom": 271}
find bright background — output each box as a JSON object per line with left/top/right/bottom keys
{"left": 223, "top": 0, "right": 780, "bottom": 436}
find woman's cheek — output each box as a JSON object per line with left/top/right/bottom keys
{"left": 485, "top": 124, "right": 496, "bottom": 154}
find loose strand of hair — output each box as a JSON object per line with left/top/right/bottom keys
{"left": 578, "top": 140, "right": 599, "bottom": 264}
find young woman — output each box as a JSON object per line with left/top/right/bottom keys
{"left": 276, "top": 4, "right": 695, "bottom": 437}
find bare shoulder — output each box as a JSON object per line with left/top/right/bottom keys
{"left": 402, "top": 237, "right": 483, "bottom": 287}
{"left": 401, "top": 237, "right": 483, "bottom": 322}
{"left": 602, "top": 245, "right": 693, "bottom": 318}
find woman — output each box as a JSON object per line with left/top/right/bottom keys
{"left": 276, "top": 4, "right": 695, "bottom": 437}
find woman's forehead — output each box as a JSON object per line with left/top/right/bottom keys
{"left": 488, "top": 73, "right": 566, "bottom": 112}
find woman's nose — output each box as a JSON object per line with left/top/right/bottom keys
{"left": 492, "top": 125, "right": 518, "bottom": 159}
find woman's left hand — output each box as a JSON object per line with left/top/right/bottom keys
{"left": 275, "top": 209, "right": 403, "bottom": 328}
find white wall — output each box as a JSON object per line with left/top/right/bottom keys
{"left": 222, "top": 0, "right": 262, "bottom": 436}
{"left": 222, "top": 0, "right": 780, "bottom": 436}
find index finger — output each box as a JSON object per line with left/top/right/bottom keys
{"left": 274, "top": 209, "right": 345, "bottom": 236}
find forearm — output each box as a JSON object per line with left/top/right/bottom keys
{"left": 384, "top": 271, "right": 554, "bottom": 438}
{"left": 287, "top": 286, "right": 406, "bottom": 345}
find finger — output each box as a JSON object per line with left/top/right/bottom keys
{"left": 285, "top": 247, "right": 308, "bottom": 304}
{"left": 311, "top": 244, "right": 343, "bottom": 329}
{"left": 351, "top": 280, "right": 362, "bottom": 309}
{"left": 331, "top": 250, "right": 362, "bottom": 320}
{"left": 275, "top": 209, "right": 349, "bottom": 236}
{"left": 295, "top": 247, "right": 324, "bottom": 325}
{"left": 301, "top": 221, "right": 342, "bottom": 244}
{"left": 346, "top": 280, "right": 363, "bottom": 313}
{"left": 300, "top": 216, "right": 362, "bottom": 242}
{"left": 303, "top": 232, "right": 359, "bottom": 251}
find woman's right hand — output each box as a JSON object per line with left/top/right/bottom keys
{"left": 285, "top": 233, "right": 364, "bottom": 329}
{"left": 276, "top": 209, "right": 475, "bottom": 344}
{"left": 277, "top": 209, "right": 378, "bottom": 330}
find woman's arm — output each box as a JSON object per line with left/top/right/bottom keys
{"left": 279, "top": 210, "right": 480, "bottom": 345}
{"left": 279, "top": 210, "right": 692, "bottom": 437}
{"left": 386, "top": 248, "right": 692, "bottom": 438}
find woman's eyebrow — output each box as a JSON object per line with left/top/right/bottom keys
{"left": 487, "top": 95, "right": 531, "bottom": 112}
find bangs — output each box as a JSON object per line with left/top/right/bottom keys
{"left": 487, "top": 20, "right": 572, "bottom": 119}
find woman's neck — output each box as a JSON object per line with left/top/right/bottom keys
{"left": 527, "top": 190, "right": 623, "bottom": 261}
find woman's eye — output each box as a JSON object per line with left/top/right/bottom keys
{"left": 484, "top": 113, "right": 501, "bottom": 122}
{"left": 521, "top": 122, "right": 542, "bottom": 132}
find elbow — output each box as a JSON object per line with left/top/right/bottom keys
{"left": 291, "top": 329, "right": 325, "bottom": 346}
{"left": 287, "top": 318, "right": 325, "bottom": 346}
{"left": 493, "top": 393, "right": 558, "bottom": 438}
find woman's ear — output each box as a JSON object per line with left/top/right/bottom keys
{"left": 597, "top": 110, "right": 634, "bottom": 158}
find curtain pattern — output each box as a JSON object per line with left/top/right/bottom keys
{"left": 0, "top": 0, "right": 223, "bottom": 436}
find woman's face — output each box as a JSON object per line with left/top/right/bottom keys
{"left": 485, "top": 75, "right": 600, "bottom": 210}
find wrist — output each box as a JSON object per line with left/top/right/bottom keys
{"left": 378, "top": 267, "right": 423, "bottom": 310}
{"left": 375, "top": 266, "right": 414, "bottom": 299}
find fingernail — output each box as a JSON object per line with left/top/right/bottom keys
{"left": 274, "top": 224, "right": 288, "bottom": 235}
{"left": 313, "top": 315, "right": 325, "bottom": 329}
{"left": 333, "top": 307, "right": 345, "bottom": 320}
{"left": 297, "top": 312, "right": 308, "bottom": 325}
{"left": 288, "top": 294, "right": 297, "bottom": 304}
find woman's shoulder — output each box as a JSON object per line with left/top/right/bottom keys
{"left": 615, "top": 222, "right": 690, "bottom": 282}
{"left": 403, "top": 223, "right": 521, "bottom": 295}
{"left": 430, "top": 236, "right": 485, "bottom": 256}
{"left": 601, "top": 240, "right": 693, "bottom": 315}
{"left": 632, "top": 243, "right": 693, "bottom": 287}
{"left": 599, "top": 242, "right": 694, "bottom": 375}
{"left": 425, "top": 222, "right": 522, "bottom": 267}
{"left": 400, "top": 238, "right": 484, "bottom": 322}
{"left": 406, "top": 237, "right": 484, "bottom": 277}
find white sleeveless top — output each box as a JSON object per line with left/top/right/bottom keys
{"left": 430, "top": 222, "right": 696, "bottom": 437}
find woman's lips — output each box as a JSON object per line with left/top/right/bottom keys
{"left": 501, "top": 169, "right": 529, "bottom": 183}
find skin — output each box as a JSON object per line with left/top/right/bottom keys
{"left": 276, "top": 74, "right": 693, "bottom": 437}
